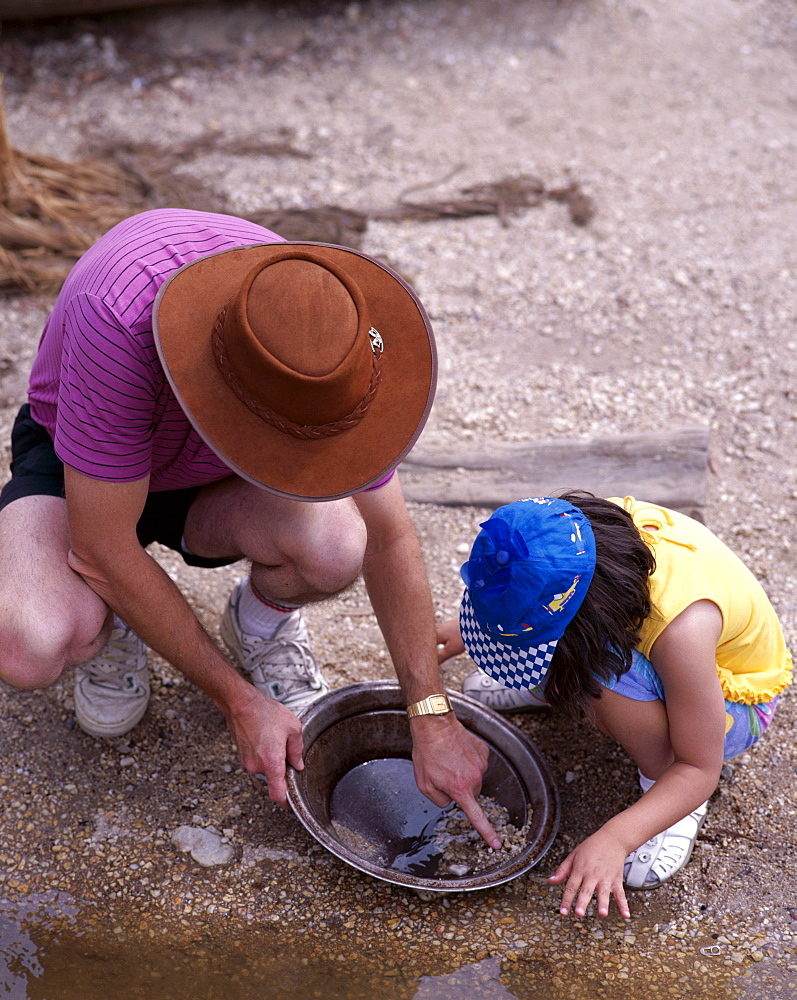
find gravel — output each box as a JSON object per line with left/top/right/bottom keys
{"left": 435, "top": 796, "right": 530, "bottom": 874}
{"left": 1, "top": 1, "right": 796, "bottom": 997}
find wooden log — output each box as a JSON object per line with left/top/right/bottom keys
{"left": 400, "top": 425, "right": 709, "bottom": 519}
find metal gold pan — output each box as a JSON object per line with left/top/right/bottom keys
{"left": 286, "top": 680, "right": 560, "bottom": 892}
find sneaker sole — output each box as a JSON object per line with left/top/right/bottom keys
{"left": 74, "top": 697, "right": 149, "bottom": 738}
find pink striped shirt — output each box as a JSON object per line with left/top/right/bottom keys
{"left": 28, "top": 209, "right": 392, "bottom": 495}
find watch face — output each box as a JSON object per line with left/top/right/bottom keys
{"left": 407, "top": 694, "right": 452, "bottom": 717}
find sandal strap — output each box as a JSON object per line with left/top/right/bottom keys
{"left": 623, "top": 801, "right": 708, "bottom": 889}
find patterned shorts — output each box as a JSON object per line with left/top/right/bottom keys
{"left": 597, "top": 649, "right": 779, "bottom": 761}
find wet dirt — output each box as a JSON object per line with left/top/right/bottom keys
{"left": 3, "top": 890, "right": 797, "bottom": 1000}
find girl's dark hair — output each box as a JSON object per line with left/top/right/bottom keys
{"left": 544, "top": 491, "right": 655, "bottom": 718}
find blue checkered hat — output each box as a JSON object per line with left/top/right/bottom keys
{"left": 458, "top": 497, "right": 596, "bottom": 689}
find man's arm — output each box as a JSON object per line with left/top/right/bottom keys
{"left": 353, "top": 473, "right": 501, "bottom": 848}
{"left": 64, "top": 467, "right": 303, "bottom": 807}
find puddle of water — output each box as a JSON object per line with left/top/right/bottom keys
{"left": 733, "top": 954, "right": 797, "bottom": 1000}
{"left": 1, "top": 914, "right": 42, "bottom": 998}
{"left": 10, "top": 942, "right": 410, "bottom": 1000}
{"left": 414, "top": 956, "right": 516, "bottom": 998}
{"left": 4, "top": 891, "right": 793, "bottom": 1000}
{"left": 1, "top": 901, "right": 407, "bottom": 1000}
{"left": 5, "top": 918, "right": 773, "bottom": 1000}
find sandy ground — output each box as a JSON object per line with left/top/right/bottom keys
{"left": 0, "top": 1, "right": 796, "bottom": 998}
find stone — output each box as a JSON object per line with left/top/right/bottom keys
{"left": 171, "top": 825, "right": 234, "bottom": 867}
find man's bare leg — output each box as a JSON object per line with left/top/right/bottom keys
{"left": 185, "top": 477, "right": 368, "bottom": 712}
{"left": 184, "top": 476, "right": 367, "bottom": 602}
{"left": 0, "top": 495, "right": 111, "bottom": 688}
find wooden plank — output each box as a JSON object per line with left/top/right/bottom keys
{"left": 400, "top": 425, "right": 709, "bottom": 519}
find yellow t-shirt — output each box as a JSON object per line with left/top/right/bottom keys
{"left": 608, "top": 497, "right": 793, "bottom": 705}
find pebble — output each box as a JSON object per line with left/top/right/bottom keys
{"left": 171, "top": 826, "right": 234, "bottom": 867}
{"left": 448, "top": 864, "right": 470, "bottom": 877}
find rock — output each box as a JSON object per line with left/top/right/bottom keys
{"left": 171, "top": 825, "right": 234, "bottom": 867}
{"left": 448, "top": 864, "right": 470, "bottom": 877}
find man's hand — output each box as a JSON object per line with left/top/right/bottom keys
{"left": 436, "top": 618, "right": 465, "bottom": 664}
{"left": 547, "top": 828, "right": 631, "bottom": 919}
{"left": 223, "top": 685, "right": 305, "bottom": 810}
{"left": 62, "top": 467, "right": 305, "bottom": 812}
{"left": 410, "top": 713, "right": 501, "bottom": 849}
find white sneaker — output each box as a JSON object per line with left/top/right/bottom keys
{"left": 220, "top": 580, "right": 329, "bottom": 715}
{"left": 74, "top": 620, "right": 149, "bottom": 737}
{"left": 461, "top": 669, "right": 550, "bottom": 712}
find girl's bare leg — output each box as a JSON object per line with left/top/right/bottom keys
{"left": 590, "top": 686, "right": 674, "bottom": 780}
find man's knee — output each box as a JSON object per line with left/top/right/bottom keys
{"left": 292, "top": 501, "right": 367, "bottom": 594}
{"left": 0, "top": 609, "right": 107, "bottom": 690}
{"left": 294, "top": 504, "right": 367, "bottom": 595}
{"left": 0, "top": 625, "right": 67, "bottom": 688}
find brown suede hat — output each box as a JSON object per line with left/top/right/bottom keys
{"left": 152, "top": 241, "right": 436, "bottom": 501}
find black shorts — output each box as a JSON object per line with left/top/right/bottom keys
{"left": 0, "top": 404, "right": 235, "bottom": 569}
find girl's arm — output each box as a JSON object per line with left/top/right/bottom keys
{"left": 550, "top": 600, "right": 726, "bottom": 918}
{"left": 437, "top": 617, "right": 465, "bottom": 663}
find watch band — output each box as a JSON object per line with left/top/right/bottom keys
{"left": 406, "top": 693, "right": 453, "bottom": 719}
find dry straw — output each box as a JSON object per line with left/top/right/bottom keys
{"left": 0, "top": 79, "right": 148, "bottom": 294}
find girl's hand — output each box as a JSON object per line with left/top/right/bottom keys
{"left": 548, "top": 828, "right": 631, "bottom": 919}
{"left": 436, "top": 618, "right": 466, "bottom": 664}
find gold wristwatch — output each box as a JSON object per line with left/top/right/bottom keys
{"left": 406, "top": 693, "right": 453, "bottom": 719}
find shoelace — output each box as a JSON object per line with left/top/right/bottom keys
{"left": 246, "top": 633, "right": 321, "bottom": 686}
{"left": 81, "top": 629, "right": 144, "bottom": 686}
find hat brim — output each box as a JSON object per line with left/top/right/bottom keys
{"left": 152, "top": 241, "right": 436, "bottom": 500}
{"left": 459, "top": 590, "right": 557, "bottom": 690}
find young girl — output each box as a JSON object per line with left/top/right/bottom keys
{"left": 437, "top": 493, "right": 792, "bottom": 919}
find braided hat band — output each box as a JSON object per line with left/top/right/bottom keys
{"left": 212, "top": 299, "right": 384, "bottom": 440}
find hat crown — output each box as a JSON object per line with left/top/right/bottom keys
{"left": 462, "top": 497, "right": 596, "bottom": 645}
{"left": 247, "top": 258, "right": 359, "bottom": 376}
{"left": 218, "top": 249, "right": 374, "bottom": 426}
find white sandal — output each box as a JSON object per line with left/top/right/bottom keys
{"left": 623, "top": 801, "right": 708, "bottom": 889}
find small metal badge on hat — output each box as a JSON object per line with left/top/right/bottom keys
{"left": 369, "top": 327, "right": 384, "bottom": 353}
